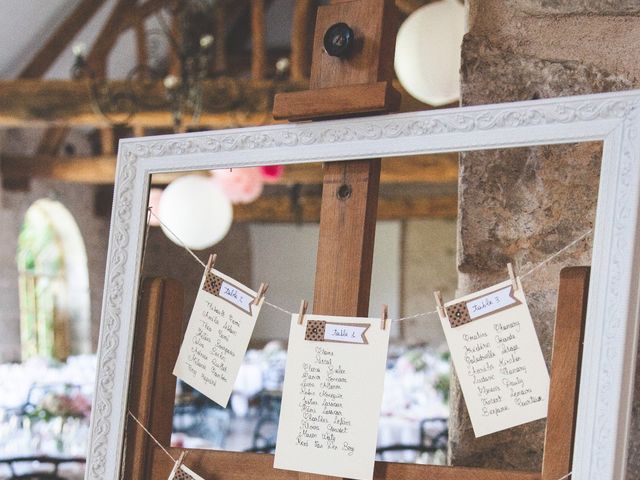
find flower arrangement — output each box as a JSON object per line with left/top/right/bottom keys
{"left": 26, "top": 388, "right": 91, "bottom": 422}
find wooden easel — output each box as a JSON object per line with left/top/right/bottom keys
{"left": 124, "top": 1, "right": 590, "bottom": 478}
{"left": 126, "top": 268, "right": 589, "bottom": 480}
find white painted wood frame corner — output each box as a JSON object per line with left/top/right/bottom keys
{"left": 87, "top": 90, "right": 640, "bottom": 480}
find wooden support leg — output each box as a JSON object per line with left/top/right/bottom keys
{"left": 541, "top": 267, "right": 590, "bottom": 480}
{"left": 124, "top": 277, "right": 184, "bottom": 479}
{"left": 313, "top": 159, "right": 381, "bottom": 317}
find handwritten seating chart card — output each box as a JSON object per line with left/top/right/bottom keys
{"left": 274, "top": 314, "right": 390, "bottom": 480}
{"left": 438, "top": 278, "right": 549, "bottom": 437}
{"left": 173, "top": 268, "right": 263, "bottom": 408}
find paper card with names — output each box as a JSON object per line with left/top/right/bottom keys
{"left": 274, "top": 314, "right": 390, "bottom": 480}
{"left": 438, "top": 278, "right": 549, "bottom": 437}
{"left": 173, "top": 268, "right": 263, "bottom": 408}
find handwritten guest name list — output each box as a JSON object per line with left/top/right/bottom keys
{"left": 274, "top": 315, "right": 390, "bottom": 480}
{"left": 438, "top": 278, "right": 549, "bottom": 437}
{"left": 173, "top": 269, "right": 263, "bottom": 408}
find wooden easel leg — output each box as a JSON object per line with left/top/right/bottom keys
{"left": 124, "top": 277, "right": 184, "bottom": 479}
{"left": 541, "top": 267, "right": 590, "bottom": 480}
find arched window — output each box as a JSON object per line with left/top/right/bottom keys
{"left": 16, "top": 199, "right": 91, "bottom": 361}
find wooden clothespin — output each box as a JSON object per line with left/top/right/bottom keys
{"left": 298, "top": 299, "right": 308, "bottom": 325}
{"left": 252, "top": 282, "right": 269, "bottom": 305}
{"left": 168, "top": 451, "right": 188, "bottom": 479}
{"left": 434, "top": 290, "right": 445, "bottom": 318}
{"left": 380, "top": 304, "right": 389, "bottom": 330}
{"left": 507, "top": 262, "right": 518, "bottom": 291}
{"left": 205, "top": 253, "right": 217, "bottom": 276}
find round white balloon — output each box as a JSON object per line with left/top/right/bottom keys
{"left": 394, "top": 0, "right": 465, "bottom": 106}
{"left": 158, "top": 174, "right": 233, "bottom": 250}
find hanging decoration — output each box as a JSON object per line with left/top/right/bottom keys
{"left": 210, "top": 167, "right": 264, "bottom": 204}
{"left": 394, "top": 0, "right": 465, "bottom": 106}
{"left": 259, "top": 165, "right": 284, "bottom": 183}
{"left": 158, "top": 174, "right": 232, "bottom": 250}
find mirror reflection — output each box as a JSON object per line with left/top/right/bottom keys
{"left": 140, "top": 156, "right": 458, "bottom": 465}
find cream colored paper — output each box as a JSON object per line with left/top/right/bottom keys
{"left": 274, "top": 314, "right": 390, "bottom": 480}
{"left": 439, "top": 278, "right": 549, "bottom": 437}
{"left": 173, "top": 268, "right": 262, "bottom": 408}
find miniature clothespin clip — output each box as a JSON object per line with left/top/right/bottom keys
{"left": 168, "top": 451, "right": 188, "bottom": 480}
{"left": 434, "top": 290, "right": 445, "bottom": 318}
{"left": 205, "top": 253, "right": 217, "bottom": 276}
{"left": 507, "top": 262, "right": 518, "bottom": 291}
{"left": 298, "top": 299, "right": 308, "bottom": 325}
{"left": 252, "top": 282, "right": 269, "bottom": 306}
{"left": 380, "top": 304, "right": 389, "bottom": 330}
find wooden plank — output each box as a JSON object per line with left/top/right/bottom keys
{"left": 313, "top": 158, "right": 381, "bottom": 317}
{"left": 310, "top": 0, "right": 398, "bottom": 314}
{"left": 124, "top": 277, "right": 184, "bottom": 478}
{"left": 541, "top": 267, "right": 590, "bottom": 480}
{"left": 273, "top": 81, "right": 401, "bottom": 121}
{"left": 134, "top": 14, "right": 149, "bottom": 66}
{"left": 251, "top": 0, "right": 267, "bottom": 80}
{"left": 0, "top": 79, "right": 302, "bottom": 127}
{"left": 148, "top": 446, "right": 540, "bottom": 480}
{"left": 0, "top": 153, "right": 458, "bottom": 186}
{"left": 86, "top": 0, "right": 139, "bottom": 78}
{"left": 290, "top": 0, "right": 314, "bottom": 81}
{"left": 233, "top": 192, "right": 457, "bottom": 222}
{"left": 19, "top": 0, "right": 106, "bottom": 78}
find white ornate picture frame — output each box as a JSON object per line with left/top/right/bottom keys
{"left": 88, "top": 90, "right": 640, "bottom": 480}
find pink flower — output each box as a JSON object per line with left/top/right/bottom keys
{"left": 211, "top": 168, "right": 264, "bottom": 204}
{"left": 259, "top": 165, "right": 284, "bottom": 183}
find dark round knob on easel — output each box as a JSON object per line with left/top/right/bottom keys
{"left": 323, "top": 23, "right": 355, "bottom": 58}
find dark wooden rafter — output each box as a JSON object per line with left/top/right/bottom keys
{"left": 36, "top": 127, "right": 70, "bottom": 155}
{"left": 0, "top": 153, "right": 458, "bottom": 186}
{"left": 19, "top": 0, "right": 107, "bottom": 79}
{"left": 87, "top": 0, "right": 138, "bottom": 78}
{"left": 0, "top": 78, "right": 302, "bottom": 127}
{"left": 86, "top": 0, "right": 167, "bottom": 78}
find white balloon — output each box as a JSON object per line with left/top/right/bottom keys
{"left": 158, "top": 175, "right": 233, "bottom": 250}
{"left": 394, "top": 0, "right": 465, "bottom": 106}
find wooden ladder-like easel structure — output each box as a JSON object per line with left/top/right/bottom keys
{"left": 123, "top": 1, "right": 590, "bottom": 478}
{"left": 125, "top": 268, "right": 589, "bottom": 480}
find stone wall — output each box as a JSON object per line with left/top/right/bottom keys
{"left": 455, "top": 1, "right": 640, "bottom": 476}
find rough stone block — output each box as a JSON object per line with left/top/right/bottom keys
{"left": 514, "top": 0, "right": 640, "bottom": 16}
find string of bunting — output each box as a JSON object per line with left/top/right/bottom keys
{"left": 147, "top": 207, "right": 593, "bottom": 323}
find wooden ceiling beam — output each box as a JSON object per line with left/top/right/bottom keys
{"left": 86, "top": 0, "right": 138, "bottom": 77}
{"left": 19, "top": 0, "right": 107, "bottom": 78}
{"left": 0, "top": 79, "right": 303, "bottom": 127}
{"left": 233, "top": 192, "right": 457, "bottom": 223}
{"left": 0, "top": 153, "right": 458, "bottom": 186}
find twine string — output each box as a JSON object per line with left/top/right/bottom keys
{"left": 128, "top": 411, "right": 177, "bottom": 463}
{"left": 146, "top": 207, "right": 592, "bottom": 322}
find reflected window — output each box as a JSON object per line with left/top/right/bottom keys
{"left": 16, "top": 199, "right": 90, "bottom": 361}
